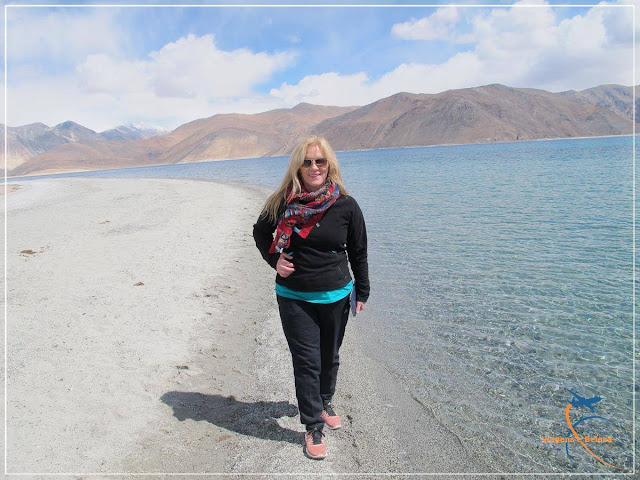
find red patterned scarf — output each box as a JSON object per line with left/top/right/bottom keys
{"left": 269, "top": 181, "right": 340, "bottom": 254}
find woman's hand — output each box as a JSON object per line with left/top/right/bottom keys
{"left": 276, "top": 252, "right": 295, "bottom": 278}
{"left": 356, "top": 301, "right": 365, "bottom": 314}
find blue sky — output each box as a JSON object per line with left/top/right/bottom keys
{"left": 2, "top": 1, "right": 637, "bottom": 131}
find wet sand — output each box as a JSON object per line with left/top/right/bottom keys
{"left": 4, "top": 177, "right": 492, "bottom": 477}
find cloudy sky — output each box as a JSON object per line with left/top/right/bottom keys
{"left": 2, "top": 0, "right": 638, "bottom": 132}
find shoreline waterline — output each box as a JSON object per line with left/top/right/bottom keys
{"left": 6, "top": 133, "right": 635, "bottom": 181}
{"left": 6, "top": 177, "right": 492, "bottom": 474}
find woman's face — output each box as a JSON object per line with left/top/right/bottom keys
{"left": 299, "top": 144, "right": 329, "bottom": 192}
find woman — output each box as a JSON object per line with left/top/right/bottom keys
{"left": 253, "top": 136, "right": 369, "bottom": 460}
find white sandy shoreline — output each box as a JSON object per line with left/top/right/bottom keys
{"left": 4, "top": 177, "right": 492, "bottom": 477}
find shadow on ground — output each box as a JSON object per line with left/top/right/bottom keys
{"left": 161, "top": 391, "right": 303, "bottom": 445}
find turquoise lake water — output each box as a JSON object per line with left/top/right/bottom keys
{"left": 14, "top": 136, "right": 636, "bottom": 472}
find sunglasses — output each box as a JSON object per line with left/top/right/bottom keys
{"left": 301, "top": 157, "right": 328, "bottom": 168}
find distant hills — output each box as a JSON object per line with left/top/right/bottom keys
{"left": 2, "top": 121, "right": 167, "bottom": 173}
{"left": 559, "top": 84, "right": 638, "bottom": 122}
{"left": 310, "top": 84, "right": 635, "bottom": 151}
{"left": 100, "top": 122, "right": 169, "bottom": 142}
{"left": 6, "top": 84, "right": 638, "bottom": 177}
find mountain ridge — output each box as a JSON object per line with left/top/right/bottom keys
{"left": 7, "top": 84, "right": 637, "bottom": 177}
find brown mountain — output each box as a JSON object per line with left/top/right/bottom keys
{"left": 311, "top": 84, "right": 634, "bottom": 150}
{"left": 9, "top": 103, "right": 357, "bottom": 176}
{"left": 559, "top": 84, "right": 638, "bottom": 122}
{"left": 8, "top": 84, "right": 637, "bottom": 177}
{"left": 1, "top": 121, "right": 104, "bottom": 171}
{"left": 0, "top": 120, "right": 156, "bottom": 172}
{"left": 154, "top": 103, "right": 359, "bottom": 165}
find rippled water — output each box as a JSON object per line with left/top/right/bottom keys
{"left": 16, "top": 136, "right": 635, "bottom": 472}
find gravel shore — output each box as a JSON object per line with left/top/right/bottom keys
{"left": 5, "top": 177, "right": 492, "bottom": 478}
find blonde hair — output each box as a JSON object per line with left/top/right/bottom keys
{"left": 260, "top": 136, "right": 348, "bottom": 223}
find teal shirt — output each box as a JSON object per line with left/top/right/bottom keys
{"left": 276, "top": 281, "right": 353, "bottom": 304}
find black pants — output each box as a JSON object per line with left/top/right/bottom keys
{"left": 277, "top": 294, "right": 350, "bottom": 431}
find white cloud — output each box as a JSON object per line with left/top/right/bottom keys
{"left": 147, "top": 34, "right": 295, "bottom": 98}
{"left": 270, "top": 0, "right": 636, "bottom": 108}
{"left": 557, "top": 8, "right": 607, "bottom": 57}
{"left": 270, "top": 72, "right": 373, "bottom": 106}
{"left": 600, "top": 0, "right": 636, "bottom": 45}
{"left": 9, "top": 33, "right": 296, "bottom": 131}
{"left": 76, "top": 34, "right": 295, "bottom": 100}
{"left": 7, "top": 71, "right": 292, "bottom": 132}
{"left": 472, "top": 0, "right": 558, "bottom": 52}
{"left": 376, "top": 53, "right": 485, "bottom": 94}
{"left": 76, "top": 54, "right": 148, "bottom": 94}
{"left": 392, "top": 7, "right": 460, "bottom": 41}
{"left": 7, "top": 8, "right": 124, "bottom": 64}
{"left": 268, "top": 52, "right": 487, "bottom": 108}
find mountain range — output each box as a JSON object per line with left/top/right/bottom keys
{"left": 6, "top": 83, "right": 637, "bottom": 177}
{"left": 2, "top": 121, "right": 167, "bottom": 173}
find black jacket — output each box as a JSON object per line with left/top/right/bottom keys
{"left": 253, "top": 194, "right": 370, "bottom": 302}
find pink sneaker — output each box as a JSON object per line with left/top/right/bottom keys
{"left": 321, "top": 403, "right": 342, "bottom": 430}
{"left": 304, "top": 428, "right": 327, "bottom": 460}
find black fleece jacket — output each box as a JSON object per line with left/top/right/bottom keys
{"left": 253, "top": 194, "right": 370, "bottom": 302}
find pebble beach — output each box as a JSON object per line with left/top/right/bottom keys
{"left": 5, "top": 177, "right": 491, "bottom": 477}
